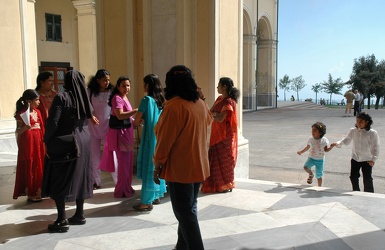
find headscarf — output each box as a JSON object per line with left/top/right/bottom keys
{"left": 64, "top": 70, "right": 93, "bottom": 120}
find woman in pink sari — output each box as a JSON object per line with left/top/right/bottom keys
{"left": 99, "top": 76, "right": 137, "bottom": 198}
{"left": 201, "top": 77, "right": 239, "bottom": 193}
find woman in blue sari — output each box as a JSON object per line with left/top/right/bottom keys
{"left": 133, "top": 74, "right": 167, "bottom": 211}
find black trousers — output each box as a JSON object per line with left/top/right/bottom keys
{"left": 350, "top": 159, "right": 374, "bottom": 192}
{"left": 353, "top": 101, "right": 360, "bottom": 116}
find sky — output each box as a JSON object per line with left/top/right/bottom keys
{"left": 277, "top": 0, "right": 385, "bottom": 102}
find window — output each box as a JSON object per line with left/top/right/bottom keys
{"left": 45, "top": 13, "right": 62, "bottom": 42}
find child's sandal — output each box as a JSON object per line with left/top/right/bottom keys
{"left": 307, "top": 173, "right": 314, "bottom": 184}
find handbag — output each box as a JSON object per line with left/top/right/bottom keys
{"left": 46, "top": 133, "right": 80, "bottom": 163}
{"left": 109, "top": 115, "right": 131, "bottom": 129}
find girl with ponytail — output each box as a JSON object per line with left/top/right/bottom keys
{"left": 13, "top": 89, "right": 45, "bottom": 201}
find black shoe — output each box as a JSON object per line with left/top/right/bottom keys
{"left": 68, "top": 216, "right": 86, "bottom": 225}
{"left": 152, "top": 199, "right": 161, "bottom": 205}
{"left": 48, "top": 219, "right": 69, "bottom": 232}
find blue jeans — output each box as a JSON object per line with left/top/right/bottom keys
{"left": 168, "top": 182, "right": 204, "bottom": 250}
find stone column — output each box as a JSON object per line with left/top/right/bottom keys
{"left": 72, "top": 0, "right": 97, "bottom": 79}
{"left": 214, "top": 0, "right": 249, "bottom": 178}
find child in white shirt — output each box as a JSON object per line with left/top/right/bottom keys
{"left": 297, "top": 122, "right": 335, "bottom": 186}
{"left": 332, "top": 112, "right": 380, "bottom": 192}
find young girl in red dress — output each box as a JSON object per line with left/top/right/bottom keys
{"left": 13, "top": 89, "right": 45, "bottom": 201}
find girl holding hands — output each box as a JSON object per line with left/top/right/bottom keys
{"left": 332, "top": 112, "right": 380, "bottom": 192}
{"left": 297, "top": 122, "right": 334, "bottom": 187}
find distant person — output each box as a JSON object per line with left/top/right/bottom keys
{"left": 332, "top": 112, "right": 380, "bottom": 193}
{"left": 201, "top": 77, "right": 239, "bottom": 193}
{"left": 353, "top": 89, "right": 361, "bottom": 116}
{"left": 290, "top": 95, "right": 295, "bottom": 101}
{"left": 132, "top": 74, "right": 167, "bottom": 211}
{"left": 42, "top": 70, "right": 93, "bottom": 232}
{"left": 13, "top": 89, "right": 45, "bottom": 201}
{"left": 297, "top": 122, "right": 335, "bottom": 187}
{"left": 153, "top": 65, "right": 211, "bottom": 250}
{"left": 358, "top": 90, "right": 364, "bottom": 113}
{"left": 340, "top": 99, "right": 345, "bottom": 105}
{"left": 35, "top": 71, "right": 57, "bottom": 123}
{"left": 98, "top": 76, "right": 138, "bottom": 198}
{"left": 87, "top": 69, "right": 115, "bottom": 189}
{"left": 343, "top": 89, "right": 355, "bottom": 117}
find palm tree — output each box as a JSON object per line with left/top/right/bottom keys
{"left": 278, "top": 74, "right": 291, "bottom": 101}
{"left": 311, "top": 83, "right": 322, "bottom": 104}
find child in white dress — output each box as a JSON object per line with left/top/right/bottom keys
{"left": 297, "top": 122, "right": 335, "bottom": 186}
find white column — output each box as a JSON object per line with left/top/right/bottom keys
{"left": 72, "top": 0, "right": 98, "bottom": 79}
{"left": 20, "top": 0, "right": 38, "bottom": 89}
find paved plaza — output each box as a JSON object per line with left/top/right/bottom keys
{"left": 1, "top": 102, "right": 385, "bottom": 249}
{"left": 245, "top": 102, "right": 385, "bottom": 193}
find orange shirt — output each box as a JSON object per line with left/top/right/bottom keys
{"left": 153, "top": 96, "right": 212, "bottom": 183}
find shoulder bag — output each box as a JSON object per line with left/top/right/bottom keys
{"left": 109, "top": 115, "right": 131, "bottom": 129}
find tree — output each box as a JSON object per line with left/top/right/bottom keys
{"left": 278, "top": 74, "right": 291, "bottom": 101}
{"left": 290, "top": 75, "right": 306, "bottom": 101}
{"left": 322, "top": 73, "right": 344, "bottom": 104}
{"left": 311, "top": 83, "right": 322, "bottom": 104}
{"left": 374, "top": 60, "right": 385, "bottom": 109}
{"left": 350, "top": 54, "right": 381, "bottom": 109}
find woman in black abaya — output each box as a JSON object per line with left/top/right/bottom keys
{"left": 42, "top": 70, "right": 93, "bottom": 232}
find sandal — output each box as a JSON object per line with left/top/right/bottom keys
{"left": 217, "top": 189, "right": 232, "bottom": 193}
{"left": 48, "top": 219, "right": 69, "bottom": 233}
{"left": 133, "top": 204, "right": 153, "bottom": 212}
{"left": 307, "top": 173, "right": 314, "bottom": 184}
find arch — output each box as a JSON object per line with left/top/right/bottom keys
{"left": 256, "top": 14, "right": 276, "bottom": 107}
{"left": 242, "top": 7, "right": 257, "bottom": 110}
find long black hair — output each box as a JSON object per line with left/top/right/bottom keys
{"left": 356, "top": 112, "right": 373, "bottom": 131}
{"left": 87, "top": 69, "right": 112, "bottom": 97}
{"left": 143, "top": 74, "right": 165, "bottom": 109}
{"left": 165, "top": 65, "right": 199, "bottom": 102}
{"left": 219, "top": 77, "right": 240, "bottom": 103}
{"left": 35, "top": 72, "right": 53, "bottom": 91}
{"left": 15, "top": 89, "right": 39, "bottom": 118}
{"left": 108, "top": 76, "right": 130, "bottom": 107}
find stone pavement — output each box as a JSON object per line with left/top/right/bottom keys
{"left": 2, "top": 173, "right": 385, "bottom": 249}
{"left": 2, "top": 101, "right": 385, "bottom": 249}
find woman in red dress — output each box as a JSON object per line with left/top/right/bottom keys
{"left": 35, "top": 71, "right": 57, "bottom": 123}
{"left": 13, "top": 89, "right": 45, "bottom": 201}
{"left": 201, "top": 77, "right": 239, "bottom": 193}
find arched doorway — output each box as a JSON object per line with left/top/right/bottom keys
{"left": 256, "top": 16, "right": 277, "bottom": 107}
